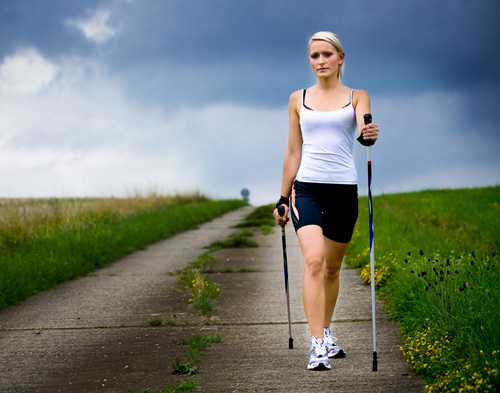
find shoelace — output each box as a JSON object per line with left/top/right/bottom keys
{"left": 311, "top": 339, "right": 326, "bottom": 357}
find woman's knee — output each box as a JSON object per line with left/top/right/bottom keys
{"left": 303, "top": 255, "right": 324, "bottom": 276}
{"left": 324, "top": 262, "right": 341, "bottom": 281}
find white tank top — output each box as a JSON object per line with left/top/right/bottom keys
{"left": 296, "top": 89, "right": 358, "bottom": 184}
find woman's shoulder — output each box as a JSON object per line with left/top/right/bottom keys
{"left": 289, "top": 89, "right": 303, "bottom": 99}
{"left": 289, "top": 89, "right": 303, "bottom": 106}
{"left": 352, "top": 88, "right": 370, "bottom": 105}
{"left": 352, "top": 88, "right": 369, "bottom": 97}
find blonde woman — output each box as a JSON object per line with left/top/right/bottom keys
{"left": 273, "top": 31, "right": 379, "bottom": 370}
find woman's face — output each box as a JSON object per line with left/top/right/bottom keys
{"left": 308, "top": 40, "right": 344, "bottom": 79}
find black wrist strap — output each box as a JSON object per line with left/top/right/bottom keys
{"left": 357, "top": 132, "right": 375, "bottom": 147}
{"left": 276, "top": 196, "right": 289, "bottom": 208}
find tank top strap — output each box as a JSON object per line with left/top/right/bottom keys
{"left": 350, "top": 88, "right": 354, "bottom": 104}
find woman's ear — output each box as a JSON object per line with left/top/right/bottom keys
{"left": 339, "top": 52, "right": 345, "bottom": 65}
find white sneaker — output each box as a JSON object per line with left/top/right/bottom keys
{"left": 307, "top": 337, "right": 331, "bottom": 370}
{"left": 324, "top": 328, "right": 346, "bottom": 359}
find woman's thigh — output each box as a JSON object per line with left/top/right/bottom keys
{"left": 297, "top": 225, "right": 325, "bottom": 273}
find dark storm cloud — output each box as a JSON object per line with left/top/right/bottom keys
{"left": 0, "top": 0, "right": 499, "bottom": 203}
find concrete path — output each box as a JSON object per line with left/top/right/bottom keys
{"left": 0, "top": 206, "right": 426, "bottom": 392}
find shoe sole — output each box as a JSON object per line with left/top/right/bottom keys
{"left": 307, "top": 360, "right": 331, "bottom": 370}
{"left": 328, "top": 349, "right": 346, "bottom": 359}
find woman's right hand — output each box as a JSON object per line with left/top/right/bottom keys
{"left": 273, "top": 204, "right": 290, "bottom": 227}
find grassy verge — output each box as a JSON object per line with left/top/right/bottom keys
{"left": 0, "top": 195, "right": 247, "bottom": 310}
{"left": 345, "top": 187, "right": 500, "bottom": 391}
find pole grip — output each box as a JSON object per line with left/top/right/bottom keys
{"left": 358, "top": 113, "right": 374, "bottom": 146}
{"left": 277, "top": 205, "right": 285, "bottom": 217}
{"left": 364, "top": 113, "right": 372, "bottom": 125}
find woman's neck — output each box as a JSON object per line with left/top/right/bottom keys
{"left": 316, "top": 76, "right": 341, "bottom": 91}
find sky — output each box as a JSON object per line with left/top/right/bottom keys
{"left": 1, "top": 0, "right": 499, "bottom": 205}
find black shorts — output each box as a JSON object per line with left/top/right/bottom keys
{"left": 291, "top": 180, "right": 358, "bottom": 243}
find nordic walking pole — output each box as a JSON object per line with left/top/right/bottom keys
{"left": 363, "top": 113, "right": 378, "bottom": 372}
{"left": 277, "top": 205, "right": 293, "bottom": 349}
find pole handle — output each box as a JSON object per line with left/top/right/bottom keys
{"left": 277, "top": 205, "right": 285, "bottom": 217}
{"left": 364, "top": 113, "right": 372, "bottom": 125}
{"left": 357, "top": 113, "right": 374, "bottom": 146}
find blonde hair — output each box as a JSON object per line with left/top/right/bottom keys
{"left": 308, "top": 31, "right": 345, "bottom": 80}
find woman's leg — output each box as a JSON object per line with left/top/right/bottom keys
{"left": 323, "top": 238, "right": 349, "bottom": 328}
{"left": 296, "top": 224, "right": 326, "bottom": 339}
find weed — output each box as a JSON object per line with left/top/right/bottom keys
{"left": 259, "top": 224, "right": 274, "bottom": 235}
{"left": 359, "top": 261, "right": 391, "bottom": 289}
{"left": 208, "top": 230, "right": 258, "bottom": 251}
{"left": 147, "top": 318, "right": 163, "bottom": 327}
{"left": 233, "top": 203, "right": 276, "bottom": 230}
{"left": 172, "top": 227, "right": 261, "bottom": 316}
{"left": 170, "top": 355, "right": 199, "bottom": 376}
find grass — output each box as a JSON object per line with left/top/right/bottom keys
{"left": 0, "top": 194, "right": 247, "bottom": 310}
{"left": 128, "top": 333, "right": 221, "bottom": 393}
{"left": 169, "top": 333, "right": 222, "bottom": 375}
{"left": 169, "top": 205, "right": 277, "bottom": 317}
{"left": 233, "top": 203, "right": 276, "bottom": 234}
{"left": 207, "top": 229, "right": 259, "bottom": 250}
{"left": 171, "top": 228, "right": 259, "bottom": 317}
{"left": 147, "top": 318, "right": 163, "bottom": 327}
{"left": 345, "top": 186, "right": 500, "bottom": 392}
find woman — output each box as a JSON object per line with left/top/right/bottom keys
{"left": 273, "top": 31, "right": 379, "bottom": 370}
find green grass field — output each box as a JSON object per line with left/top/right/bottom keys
{"left": 0, "top": 194, "right": 247, "bottom": 310}
{"left": 346, "top": 187, "right": 500, "bottom": 392}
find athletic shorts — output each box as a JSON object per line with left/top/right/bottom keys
{"left": 291, "top": 180, "right": 358, "bottom": 243}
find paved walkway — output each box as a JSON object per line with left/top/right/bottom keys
{"left": 0, "top": 207, "right": 426, "bottom": 392}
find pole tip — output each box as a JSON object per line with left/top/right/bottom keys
{"left": 372, "top": 351, "right": 378, "bottom": 371}
{"left": 289, "top": 338, "right": 294, "bottom": 349}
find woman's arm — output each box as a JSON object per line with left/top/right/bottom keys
{"left": 281, "top": 90, "right": 303, "bottom": 196}
{"left": 353, "top": 89, "right": 379, "bottom": 142}
{"left": 274, "top": 90, "right": 303, "bottom": 225}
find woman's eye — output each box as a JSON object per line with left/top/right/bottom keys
{"left": 324, "top": 52, "right": 333, "bottom": 57}
{"left": 311, "top": 53, "right": 319, "bottom": 59}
